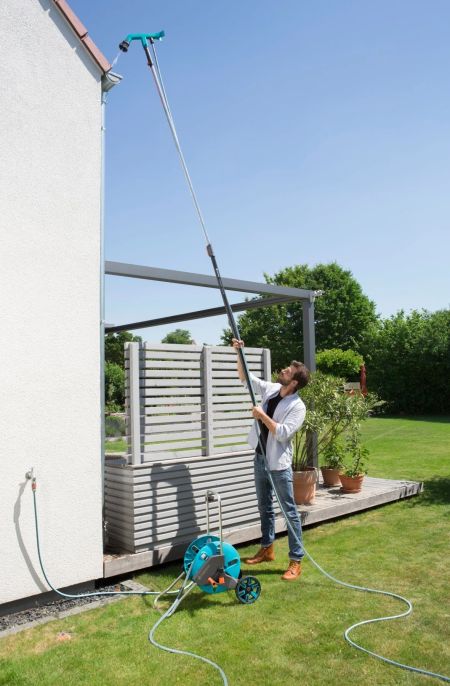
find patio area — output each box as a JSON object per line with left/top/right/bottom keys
{"left": 297, "top": 474, "right": 423, "bottom": 526}
{"left": 104, "top": 472, "right": 422, "bottom": 577}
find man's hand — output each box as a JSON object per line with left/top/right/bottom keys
{"left": 252, "top": 405, "right": 277, "bottom": 435}
{"left": 232, "top": 338, "right": 246, "bottom": 381}
{"left": 231, "top": 338, "right": 244, "bottom": 349}
{"left": 252, "top": 406, "right": 266, "bottom": 420}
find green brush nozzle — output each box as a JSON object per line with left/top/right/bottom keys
{"left": 119, "top": 31, "right": 165, "bottom": 51}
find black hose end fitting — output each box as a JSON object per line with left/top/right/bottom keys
{"left": 119, "top": 40, "right": 130, "bottom": 52}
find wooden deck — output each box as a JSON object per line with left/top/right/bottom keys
{"left": 103, "top": 475, "right": 422, "bottom": 578}
{"left": 298, "top": 474, "right": 423, "bottom": 525}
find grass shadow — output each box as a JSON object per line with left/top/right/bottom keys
{"left": 407, "top": 476, "right": 450, "bottom": 509}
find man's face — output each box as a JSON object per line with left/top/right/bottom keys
{"left": 277, "top": 365, "right": 297, "bottom": 388}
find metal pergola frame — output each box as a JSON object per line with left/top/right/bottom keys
{"left": 105, "top": 260, "right": 318, "bottom": 466}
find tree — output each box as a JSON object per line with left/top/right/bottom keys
{"left": 222, "top": 263, "right": 378, "bottom": 370}
{"left": 365, "top": 309, "right": 450, "bottom": 414}
{"left": 105, "top": 331, "right": 142, "bottom": 368}
{"left": 161, "top": 329, "right": 194, "bottom": 345}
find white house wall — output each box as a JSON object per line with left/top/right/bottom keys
{"left": 0, "top": 0, "right": 104, "bottom": 605}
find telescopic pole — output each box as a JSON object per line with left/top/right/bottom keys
{"left": 119, "top": 34, "right": 261, "bottom": 410}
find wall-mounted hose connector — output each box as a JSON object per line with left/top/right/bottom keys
{"left": 25, "top": 468, "right": 37, "bottom": 490}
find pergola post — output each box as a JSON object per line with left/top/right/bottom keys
{"left": 302, "top": 297, "right": 318, "bottom": 470}
{"left": 127, "top": 341, "right": 143, "bottom": 465}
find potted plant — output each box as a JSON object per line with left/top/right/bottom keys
{"left": 339, "top": 429, "right": 369, "bottom": 493}
{"left": 320, "top": 440, "right": 345, "bottom": 487}
{"left": 292, "top": 431, "right": 317, "bottom": 505}
{"left": 291, "top": 372, "right": 380, "bottom": 503}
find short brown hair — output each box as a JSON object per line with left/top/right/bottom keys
{"left": 291, "top": 361, "right": 310, "bottom": 390}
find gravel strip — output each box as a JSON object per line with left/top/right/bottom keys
{"left": 0, "top": 581, "right": 149, "bottom": 638}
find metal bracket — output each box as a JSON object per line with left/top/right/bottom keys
{"left": 193, "top": 554, "right": 225, "bottom": 585}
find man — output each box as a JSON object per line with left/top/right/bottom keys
{"left": 232, "top": 338, "right": 310, "bottom": 581}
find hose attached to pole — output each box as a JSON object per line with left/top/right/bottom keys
{"left": 113, "top": 33, "right": 450, "bottom": 684}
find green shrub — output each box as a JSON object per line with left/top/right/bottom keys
{"left": 316, "top": 348, "right": 363, "bottom": 379}
{"left": 320, "top": 440, "right": 346, "bottom": 469}
{"left": 341, "top": 427, "right": 369, "bottom": 476}
{"left": 105, "top": 362, "right": 125, "bottom": 411}
{"left": 365, "top": 309, "right": 450, "bottom": 414}
{"left": 105, "top": 332, "right": 142, "bottom": 368}
{"left": 105, "top": 414, "right": 126, "bottom": 437}
{"left": 293, "top": 371, "right": 381, "bottom": 469}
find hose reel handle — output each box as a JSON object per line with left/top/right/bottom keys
{"left": 206, "top": 489, "right": 220, "bottom": 503}
{"left": 205, "top": 490, "right": 223, "bottom": 550}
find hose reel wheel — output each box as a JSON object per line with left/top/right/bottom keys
{"left": 235, "top": 576, "right": 261, "bottom": 604}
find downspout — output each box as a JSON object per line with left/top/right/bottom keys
{"left": 100, "top": 71, "right": 122, "bottom": 549}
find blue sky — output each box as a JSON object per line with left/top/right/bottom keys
{"left": 70, "top": 0, "right": 450, "bottom": 345}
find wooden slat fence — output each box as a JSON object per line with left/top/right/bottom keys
{"left": 104, "top": 451, "right": 283, "bottom": 554}
{"left": 124, "top": 342, "right": 270, "bottom": 465}
{"left": 104, "top": 343, "right": 272, "bottom": 554}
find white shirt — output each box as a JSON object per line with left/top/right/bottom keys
{"left": 244, "top": 373, "right": 306, "bottom": 471}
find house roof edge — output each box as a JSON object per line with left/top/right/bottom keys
{"left": 53, "top": 0, "right": 111, "bottom": 74}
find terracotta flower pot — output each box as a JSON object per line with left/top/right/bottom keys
{"left": 339, "top": 473, "right": 365, "bottom": 493}
{"left": 293, "top": 467, "right": 317, "bottom": 505}
{"left": 320, "top": 466, "right": 341, "bottom": 487}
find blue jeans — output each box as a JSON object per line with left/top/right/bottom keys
{"left": 254, "top": 453, "right": 304, "bottom": 561}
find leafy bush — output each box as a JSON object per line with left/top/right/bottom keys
{"left": 320, "top": 440, "right": 346, "bottom": 469}
{"left": 341, "top": 427, "right": 369, "bottom": 476}
{"left": 105, "top": 414, "right": 126, "bottom": 437}
{"left": 365, "top": 309, "right": 450, "bottom": 414}
{"left": 316, "top": 348, "right": 364, "bottom": 379}
{"left": 293, "top": 372, "right": 381, "bottom": 470}
{"left": 105, "top": 362, "right": 125, "bottom": 412}
{"left": 161, "top": 329, "right": 194, "bottom": 344}
{"left": 105, "top": 332, "right": 142, "bottom": 368}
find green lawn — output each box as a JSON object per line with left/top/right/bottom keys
{"left": 105, "top": 438, "right": 127, "bottom": 452}
{"left": 1, "top": 417, "right": 449, "bottom": 685}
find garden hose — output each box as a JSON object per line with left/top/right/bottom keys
{"left": 148, "top": 571, "right": 229, "bottom": 686}
{"left": 29, "top": 476, "right": 228, "bottom": 685}
{"left": 29, "top": 477, "right": 192, "bottom": 601}
{"left": 267, "top": 473, "right": 450, "bottom": 683}
{"left": 115, "top": 33, "right": 450, "bottom": 684}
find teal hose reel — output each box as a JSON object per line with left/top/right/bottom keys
{"left": 184, "top": 491, "right": 261, "bottom": 605}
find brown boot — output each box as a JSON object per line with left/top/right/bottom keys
{"left": 244, "top": 544, "right": 275, "bottom": 565}
{"left": 281, "top": 560, "right": 302, "bottom": 581}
